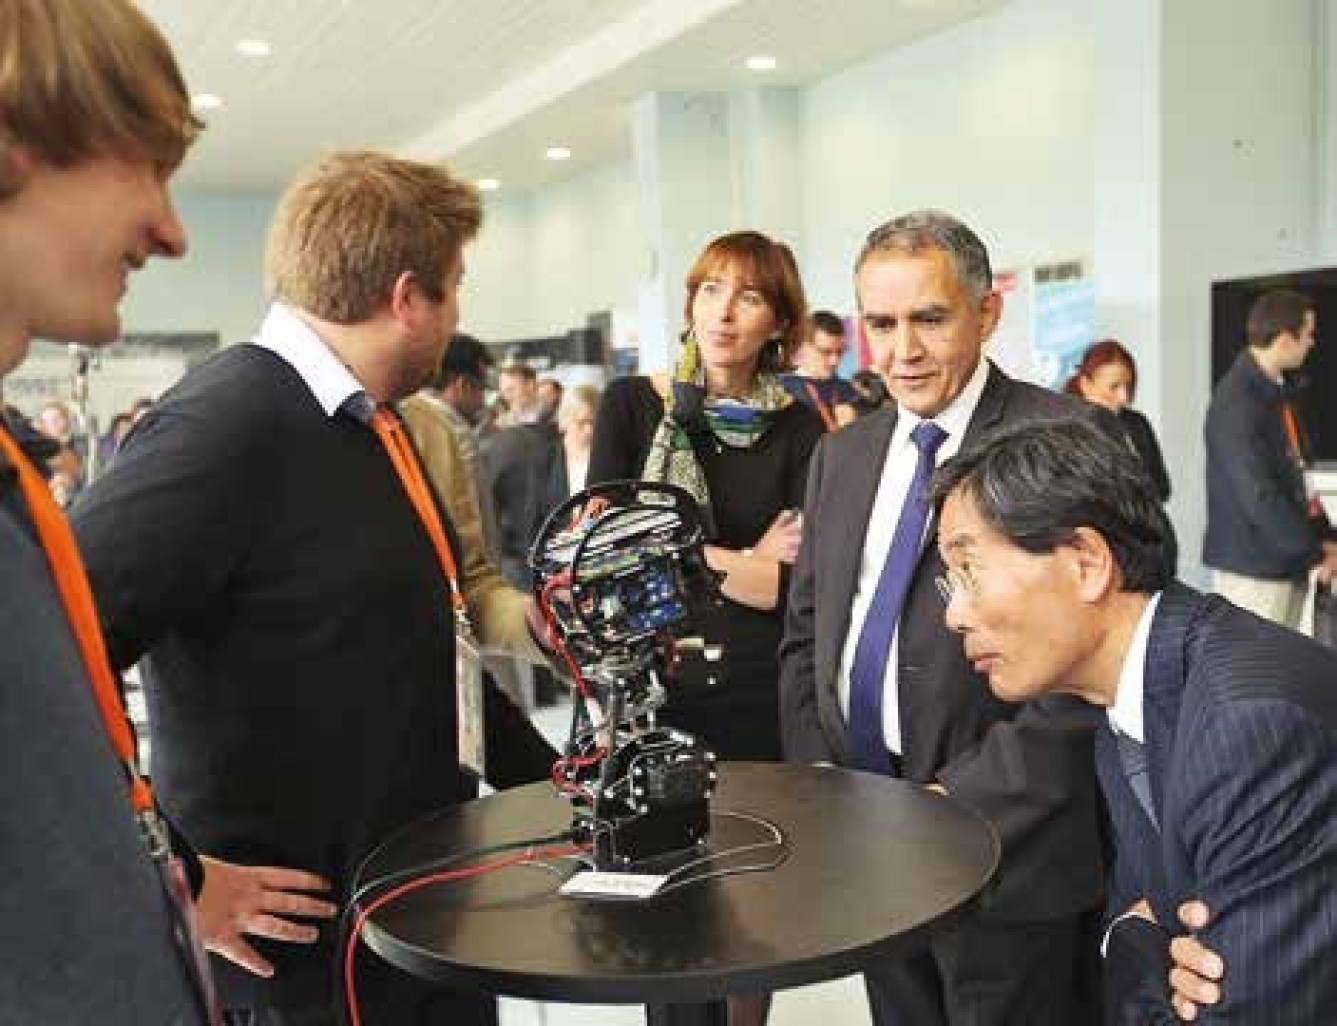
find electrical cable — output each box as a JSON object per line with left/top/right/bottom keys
{"left": 338, "top": 832, "right": 585, "bottom": 1026}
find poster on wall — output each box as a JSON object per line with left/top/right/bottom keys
{"left": 1031, "top": 260, "right": 1095, "bottom": 390}
{"left": 985, "top": 261, "right": 1094, "bottom": 391}
{"left": 987, "top": 269, "right": 1035, "bottom": 383}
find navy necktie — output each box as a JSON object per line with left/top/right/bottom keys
{"left": 848, "top": 420, "right": 948, "bottom": 774}
{"left": 1115, "top": 727, "right": 1158, "bottom": 829}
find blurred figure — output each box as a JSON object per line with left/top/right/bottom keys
{"left": 37, "top": 399, "right": 87, "bottom": 502}
{"left": 1064, "top": 338, "right": 1171, "bottom": 502}
{"left": 1205, "top": 289, "right": 1337, "bottom": 628}
{"left": 553, "top": 383, "right": 599, "bottom": 498}
{"left": 535, "top": 375, "right": 563, "bottom": 425}
{"left": 850, "top": 367, "right": 891, "bottom": 416}
{"left": 497, "top": 362, "right": 540, "bottom": 425}
{"left": 780, "top": 309, "right": 857, "bottom": 430}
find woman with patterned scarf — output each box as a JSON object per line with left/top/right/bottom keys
{"left": 587, "top": 231, "right": 824, "bottom": 763}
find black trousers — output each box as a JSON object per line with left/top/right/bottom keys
{"left": 864, "top": 911, "right": 1102, "bottom": 1026}
{"left": 214, "top": 945, "right": 497, "bottom": 1026}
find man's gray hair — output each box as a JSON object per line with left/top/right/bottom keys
{"left": 855, "top": 209, "right": 994, "bottom": 300}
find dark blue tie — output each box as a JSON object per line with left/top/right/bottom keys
{"left": 848, "top": 420, "right": 948, "bottom": 774}
{"left": 1115, "top": 728, "right": 1158, "bottom": 830}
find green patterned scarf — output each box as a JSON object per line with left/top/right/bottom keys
{"left": 641, "top": 331, "right": 791, "bottom": 515}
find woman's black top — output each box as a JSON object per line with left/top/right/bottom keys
{"left": 1119, "top": 406, "right": 1171, "bottom": 503}
{"left": 587, "top": 376, "right": 824, "bottom": 760}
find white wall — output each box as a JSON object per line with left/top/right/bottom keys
{"left": 797, "top": 0, "right": 1095, "bottom": 316}
{"left": 121, "top": 190, "right": 276, "bottom": 348}
{"left": 467, "top": 162, "right": 639, "bottom": 345}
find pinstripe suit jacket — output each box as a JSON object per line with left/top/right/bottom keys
{"left": 1100, "top": 583, "right": 1337, "bottom": 1023}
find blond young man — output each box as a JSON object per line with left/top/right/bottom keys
{"left": 0, "top": 1, "right": 218, "bottom": 1021}
{"left": 73, "top": 152, "right": 556, "bottom": 1025}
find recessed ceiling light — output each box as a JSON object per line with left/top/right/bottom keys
{"left": 476, "top": 178, "right": 501, "bottom": 192}
{"left": 235, "top": 38, "right": 271, "bottom": 57}
{"left": 746, "top": 55, "right": 777, "bottom": 72}
{"left": 545, "top": 146, "right": 572, "bottom": 161}
{"left": 191, "top": 93, "right": 224, "bottom": 111}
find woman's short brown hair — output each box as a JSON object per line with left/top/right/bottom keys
{"left": 0, "top": 0, "right": 201, "bottom": 199}
{"left": 265, "top": 151, "right": 482, "bottom": 324}
{"left": 684, "top": 231, "right": 808, "bottom": 373}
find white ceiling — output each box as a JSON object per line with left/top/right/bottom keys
{"left": 141, "top": 0, "right": 1005, "bottom": 194}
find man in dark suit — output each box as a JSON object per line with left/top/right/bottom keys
{"left": 1204, "top": 288, "right": 1337, "bottom": 628}
{"left": 934, "top": 418, "right": 1337, "bottom": 1024}
{"left": 780, "top": 209, "right": 1106, "bottom": 1024}
{"left": 73, "top": 152, "right": 556, "bottom": 1025}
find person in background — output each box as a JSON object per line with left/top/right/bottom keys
{"left": 780, "top": 309, "right": 858, "bottom": 431}
{"left": 850, "top": 367, "right": 891, "bottom": 416}
{"left": 1204, "top": 288, "right": 1337, "bottom": 628}
{"left": 588, "top": 229, "right": 824, "bottom": 1026}
{"left": 535, "top": 375, "right": 563, "bottom": 425}
{"left": 37, "top": 399, "right": 87, "bottom": 502}
{"left": 934, "top": 417, "right": 1337, "bottom": 1025}
{"left": 552, "top": 383, "right": 600, "bottom": 500}
{"left": 0, "top": 0, "right": 215, "bottom": 1020}
{"left": 496, "top": 362, "right": 540, "bottom": 425}
{"left": 1064, "top": 338, "right": 1171, "bottom": 503}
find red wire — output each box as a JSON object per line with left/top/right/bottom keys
{"left": 343, "top": 843, "right": 588, "bottom": 1025}
{"left": 539, "top": 574, "right": 594, "bottom": 701}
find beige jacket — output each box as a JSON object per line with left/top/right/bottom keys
{"left": 399, "top": 394, "right": 544, "bottom": 663}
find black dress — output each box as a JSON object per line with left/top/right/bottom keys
{"left": 1119, "top": 406, "right": 1171, "bottom": 502}
{"left": 587, "top": 376, "right": 824, "bottom": 760}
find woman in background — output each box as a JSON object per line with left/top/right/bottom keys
{"left": 1066, "top": 337, "right": 1172, "bottom": 502}
{"left": 553, "top": 383, "right": 600, "bottom": 499}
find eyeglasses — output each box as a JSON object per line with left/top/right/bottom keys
{"left": 934, "top": 564, "right": 979, "bottom": 606}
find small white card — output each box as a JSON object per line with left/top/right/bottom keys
{"left": 559, "top": 870, "right": 669, "bottom": 901}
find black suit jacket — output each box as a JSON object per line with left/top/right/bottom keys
{"left": 1101, "top": 584, "right": 1337, "bottom": 1024}
{"left": 1203, "top": 350, "right": 1319, "bottom": 579}
{"left": 780, "top": 362, "right": 1106, "bottom": 921}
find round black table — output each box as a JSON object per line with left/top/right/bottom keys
{"left": 362, "top": 762, "right": 998, "bottom": 1022}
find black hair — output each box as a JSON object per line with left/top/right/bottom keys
{"left": 811, "top": 310, "right": 844, "bottom": 338}
{"left": 931, "top": 417, "right": 1175, "bottom": 593}
{"left": 432, "top": 333, "right": 493, "bottom": 389}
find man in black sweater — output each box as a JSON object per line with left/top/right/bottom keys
{"left": 73, "top": 151, "right": 557, "bottom": 1025}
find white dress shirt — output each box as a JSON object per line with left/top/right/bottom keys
{"left": 837, "top": 357, "right": 990, "bottom": 754}
{"left": 249, "top": 302, "right": 367, "bottom": 418}
{"left": 1107, "top": 591, "right": 1163, "bottom": 744}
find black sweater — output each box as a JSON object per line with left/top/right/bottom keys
{"left": 72, "top": 346, "right": 555, "bottom": 1004}
{"left": 588, "top": 376, "right": 824, "bottom": 760}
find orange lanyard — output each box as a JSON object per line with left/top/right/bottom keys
{"left": 1281, "top": 401, "right": 1305, "bottom": 466}
{"left": 804, "top": 380, "right": 839, "bottom": 432}
{"left": 0, "top": 428, "right": 154, "bottom": 815}
{"left": 370, "top": 408, "right": 467, "bottom": 619}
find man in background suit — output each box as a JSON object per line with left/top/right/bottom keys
{"left": 935, "top": 418, "right": 1337, "bottom": 1024}
{"left": 73, "top": 151, "right": 556, "bottom": 1025}
{"left": 1204, "top": 288, "right": 1337, "bottom": 628}
{"left": 780, "top": 209, "right": 1105, "bottom": 1024}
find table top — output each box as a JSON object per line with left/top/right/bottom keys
{"left": 362, "top": 762, "right": 998, "bottom": 1005}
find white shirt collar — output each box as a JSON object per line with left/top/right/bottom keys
{"left": 1107, "top": 591, "right": 1163, "bottom": 743}
{"left": 250, "top": 302, "right": 368, "bottom": 418}
{"left": 890, "top": 355, "right": 991, "bottom": 454}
